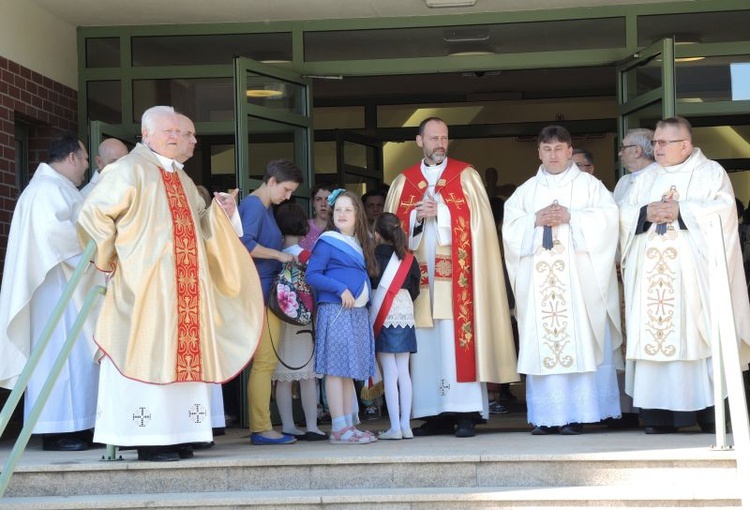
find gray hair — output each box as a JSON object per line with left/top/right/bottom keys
{"left": 141, "top": 105, "right": 175, "bottom": 134}
{"left": 626, "top": 128, "right": 655, "bottom": 160}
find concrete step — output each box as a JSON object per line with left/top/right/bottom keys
{"left": 1, "top": 423, "right": 745, "bottom": 507}
{"left": 1, "top": 485, "right": 742, "bottom": 509}
{"left": 2, "top": 448, "right": 738, "bottom": 498}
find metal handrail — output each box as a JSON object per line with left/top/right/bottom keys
{"left": 706, "top": 214, "right": 749, "bottom": 507}
{"left": 0, "top": 241, "right": 104, "bottom": 497}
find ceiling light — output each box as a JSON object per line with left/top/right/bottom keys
{"left": 449, "top": 51, "right": 494, "bottom": 57}
{"left": 246, "top": 87, "right": 283, "bottom": 98}
{"left": 426, "top": 0, "right": 477, "bottom": 7}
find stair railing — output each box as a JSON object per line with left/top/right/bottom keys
{"left": 0, "top": 240, "right": 105, "bottom": 497}
{"left": 706, "top": 214, "right": 749, "bottom": 507}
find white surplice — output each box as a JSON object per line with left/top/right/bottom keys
{"left": 619, "top": 148, "right": 750, "bottom": 412}
{"left": 0, "top": 163, "right": 100, "bottom": 433}
{"left": 504, "top": 164, "right": 622, "bottom": 426}
{"left": 408, "top": 160, "right": 488, "bottom": 420}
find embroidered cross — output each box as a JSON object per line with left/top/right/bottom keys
{"left": 132, "top": 407, "right": 151, "bottom": 428}
{"left": 445, "top": 193, "right": 465, "bottom": 209}
{"left": 188, "top": 404, "right": 208, "bottom": 424}
{"left": 439, "top": 379, "right": 451, "bottom": 396}
{"left": 400, "top": 195, "right": 419, "bottom": 210}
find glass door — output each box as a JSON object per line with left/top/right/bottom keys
{"left": 233, "top": 57, "right": 313, "bottom": 427}
{"left": 617, "top": 38, "right": 676, "bottom": 177}
{"left": 336, "top": 130, "right": 383, "bottom": 195}
{"left": 233, "top": 57, "right": 313, "bottom": 208}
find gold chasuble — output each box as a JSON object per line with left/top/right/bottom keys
{"left": 77, "top": 143, "right": 264, "bottom": 384}
{"left": 387, "top": 159, "right": 518, "bottom": 384}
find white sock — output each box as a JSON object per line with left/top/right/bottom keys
{"left": 332, "top": 415, "right": 347, "bottom": 433}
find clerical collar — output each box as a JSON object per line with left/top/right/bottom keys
{"left": 421, "top": 158, "right": 448, "bottom": 175}
{"left": 146, "top": 144, "right": 178, "bottom": 172}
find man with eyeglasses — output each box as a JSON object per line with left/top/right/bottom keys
{"left": 572, "top": 148, "right": 595, "bottom": 175}
{"left": 613, "top": 129, "right": 656, "bottom": 205}
{"left": 619, "top": 116, "right": 750, "bottom": 434}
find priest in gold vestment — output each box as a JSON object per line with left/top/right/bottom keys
{"left": 77, "top": 106, "right": 264, "bottom": 461}
{"left": 504, "top": 125, "right": 622, "bottom": 435}
{"left": 619, "top": 116, "right": 750, "bottom": 434}
{"left": 385, "top": 117, "right": 518, "bottom": 438}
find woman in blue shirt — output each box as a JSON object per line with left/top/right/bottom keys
{"left": 239, "top": 159, "right": 303, "bottom": 445}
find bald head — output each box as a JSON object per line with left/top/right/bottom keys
{"left": 96, "top": 138, "right": 129, "bottom": 171}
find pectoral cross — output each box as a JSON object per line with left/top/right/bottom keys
{"left": 445, "top": 193, "right": 465, "bottom": 210}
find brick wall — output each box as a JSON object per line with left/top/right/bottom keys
{"left": 0, "top": 55, "right": 78, "bottom": 274}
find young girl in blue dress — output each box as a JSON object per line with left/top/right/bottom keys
{"left": 306, "top": 189, "right": 379, "bottom": 444}
{"left": 370, "top": 212, "right": 421, "bottom": 440}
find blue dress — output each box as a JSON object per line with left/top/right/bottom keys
{"left": 306, "top": 232, "right": 376, "bottom": 380}
{"left": 238, "top": 195, "right": 282, "bottom": 302}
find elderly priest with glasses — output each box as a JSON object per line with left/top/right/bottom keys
{"left": 619, "top": 116, "right": 750, "bottom": 435}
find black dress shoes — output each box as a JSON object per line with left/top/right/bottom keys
{"left": 559, "top": 423, "right": 583, "bottom": 435}
{"left": 455, "top": 418, "right": 476, "bottom": 438}
{"left": 644, "top": 426, "right": 677, "bottom": 434}
{"left": 699, "top": 423, "right": 716, "bottom": 434}
{"left": 42, "top": 433, "right": 90, "bottom": 451}
{"left": 137, "top": 446, "right": 181, "bottom": 462}
{"left": 530, "top": 425, "right": 558, "bottom": 435}
{"left": 412, "top": 418, "right": 455, "bottom": 437}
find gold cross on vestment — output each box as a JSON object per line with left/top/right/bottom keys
{"left": 400, "top": 195, "right": 419, "bottom": 209}
{"left": 445, "top": 193, "right": 465, "bottom": 209}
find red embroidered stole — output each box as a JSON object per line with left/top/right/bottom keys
{"left": 394, "top": 159, "right": 476, "bottom": 382}
{"left": 160, "top": 168, "right": 202, "bottom": 382}
{"left": 372, "top": 252, "right": 415, "bottom": 338}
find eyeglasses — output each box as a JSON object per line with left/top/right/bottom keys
{"left": 619, "top": 144, "right": 636, "bottom": 151}
{"left": 650, "top": 139, "right": 685, "bottom": 148}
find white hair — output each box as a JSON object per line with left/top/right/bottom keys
{"left": 141, "top": 105, "right": 175, "bottom": 134}
{"left": 627, "top": 128, "right": 655, "bottom": 160}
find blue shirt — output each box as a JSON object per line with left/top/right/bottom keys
{"left": 239, "top": 194, "right": 282, "bottom": 301}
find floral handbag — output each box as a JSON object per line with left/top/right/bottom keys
{"left": 268, "top": 259, "right": 314, "bottom": 326}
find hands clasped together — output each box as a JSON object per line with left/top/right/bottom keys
{"left": 646, "top": 199, "right": 679, "bottom": 225}
{"left": 416, "top": 194, "right": 438, "bottom": 222}
{"left": 535, "top": 201, "right": 571, "bottom": 227}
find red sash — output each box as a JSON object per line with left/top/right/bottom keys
{"left": 372, "top": 252, "right": 415, "bottom": 338}
{"left": 393, "top": 159, "right": 476, "bottom": 382}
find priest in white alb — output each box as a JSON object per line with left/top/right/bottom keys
{"left": 503, "top": 125, "right": 622, "bottom": 435}
{"left": 385, "top": 117, "right": 518, "bottom": 438}
{"left": 77, "top": 105, "right": 264, "bottom": 461}
{"left": 0, "top": 132, "right": 100, "bottom": 451}
{"left": 619, "top": 116, "right": 750, "bottom": 434}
